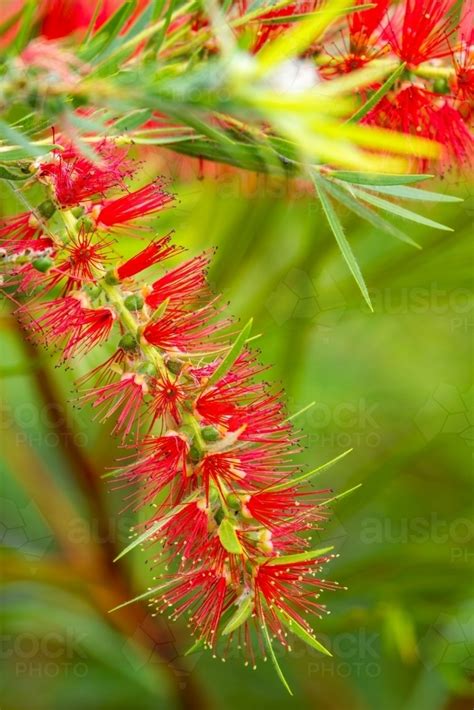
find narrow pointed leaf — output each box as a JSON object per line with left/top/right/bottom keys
{"left": 321, "top": 483, "right": 363, "bottom": 506}
{"left": 330, "top": 171, "right": 433, "bottom": 186}
{"left": 275, "top": 609, "right": 332, "bottom": 657}
{"left": 268, "top": 448, "right": 353, "bottom": 492}
{"left": 348, "top": 62, "right": 406, "bottom": 123}
{"left": 262, "top": 622, "right": 293, "bottom": 695}
{"left": 109, "top": 583, "right": 168, "bottom": 612}
{"left": 205, "top": 318, "right": 253, "bottom": 389}
{"left": 265, "top": 545, "right": 334, "bottom": 566}
{"left": 222, "top": 595, "right": 254, "bottom": 635}
{"left": 354, "top": 189, "right": 454, "bottom": 231}
{"left": 363, "top": 184, "right": 463, "bottom": 202}
{"left": 313, "top": 175, "right": 373, "bottom": 310}
{"left": 185, "top": 638, "right": 205, "bottom": 655}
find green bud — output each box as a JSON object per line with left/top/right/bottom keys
{"left": 166, "top": 358, "right": 184, "bottom": 375}
{"left": 137, "top": 361, "right": 156, "bottom": 376}
{"left": 71, "top": 206, "right": 85, "bottom": 218}
{"left": 104, "top": 269, "right": 119, "bottom": 285}
{"left": 214, "top": 508, "right": 225, "bottom": 525}
{"left": 124, "top": 294, "right": 144, "bottom": 311}
{"left": 83, "top": 283, "right": 102, "bottom": 300}
{"left": 118, "top": 333, "right": 138, "bottom": 352}
{"left": 78, "top": 216, "right": 95, "bottom": 231}
{"left": 201, "top": 425, "right": 220, "bottom": 442}
{"left": 32, "top": 256, "right": 53, "bottom": 273}
{"left": 433, "top": 77, "right": 449, "bottom": 95}
{"left": 226, "top": 493, "right": 241, "bottom": 510}
{"left": 189, "top": 444, "right": 202, "bottom": 464}
{"left": 37, "top": 199, "right": 56, "bottom": 220}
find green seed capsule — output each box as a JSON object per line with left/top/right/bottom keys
{"left": 32, "top": 256, "right": 53, "bottom": 273}
{"left": 104, "top": 269, "right": 120, "bottom": 285}
{"left": 83, "top": 283, "right": 102, "bottom": 300}
{"left": 189, "top": 444, "right": 202, "bottom": 464}
{"left": 433, "top": 77, "right": 449, "bottom": 95}
{"left": 166, "top": 359, "right": 184, "bottom": 375}
{"left": 201, "top": 425, "right": 220, "bottom": 442}
{"left": 118, "top": 333, "right": 138, "bottom": 352}
{"left": 124, "top": 294, "right": 144, "bottom": 311}
{"left": 37, "top": 199, "right": 56, "bottom": 220}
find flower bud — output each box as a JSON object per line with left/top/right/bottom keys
{"left": 37, "top": 199, "right": 56, "bottom": 220}
{"left": 226, "top": 493, "right": 241, "bottom": 510}
{"left": 137, "top": 361, "right": 156, "bottom": 376}
{"left": 433, "top": 77, "right": 449, "bottom": 95}
{"left": 201, "top": 425, "right": 220, "bottom": 442}
{"left": 118, "top": 333, "right": 138, "bottom": 352}
{"left": 124, "top": 293, "right": 144, "bottom": 311}
{"left": 104, "top": 269, "right": 120, "bottom": 285}
{"left": 32, "top": 256, "right": 53, "bottom": 273}
{"left": 166, "top": 358, "right": 184, "bottom": 375}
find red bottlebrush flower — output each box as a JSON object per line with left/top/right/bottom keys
{"left": 251, "top": 1, "right": 321, "bottom": 53}
{"left": 31, "top": 295, "right": 115, "bottom": 357}
{"left": 93, "top": 181, "right": 174, "bottom": 229}
{"left": 254, "top": 555, "right": 339, "bottom": 641}
{"left": 349, "top": 0, "right": 390, "bottom": 53}
{"left": 365, "top": 85, "right": 474, "bottom": 170}
{"left": 143, "top": 300, "right": 227, "bottom": 354}
{"left": 156, "top": 569, "right": 230, "bottom": 647}
{"left": 150, "top": 374, "right": 187, "bottom": 426}
{"left": 82, "top": 372, "right": 148, "bottom": 442}
{"left": 0, "top": 212, "right": 43, "bottom": 253}
{"left": 145, "top": 253, "right": 211, "bottom": 311}
{"left": 38, "top": 140, "right": 132, "bottom": 207}
{"left": 116, "top": 234, "right": 183, "bottom": 280}
{"left": 39, "top": 0, "right": 150, "bottom": 40}
{"left": 452, "top": 46, "right": 474, "bottom": 121}
{"left": 55, "top": 230, "right": 111, "bottom": 292}
{"left": 156, "top": 499, "right": 211, "bottom": 564}
{"left": 115, "top": 434, "right": 188, "bottom": 509}
{"left": 385, "top": 0, "right": 460, "bottom": 65}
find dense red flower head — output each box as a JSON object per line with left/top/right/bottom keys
{"left": 145, "top": 253, "right": 211, "bottom": 311}
{"left": 0, "top": 212, "right": 45, "bottom": 254}
{"left": 385, "top": 0, "right": 460, "bottom": 65}
{"left": 82, "top": 372, "right": 148, "bottom": 442}
{"left": 365, "top": 85, "right": 474, "bottom": 170}
{"left": 38, "top": 140, "right": 132, "bottom": 207}
{"left": 143, "top": 300, "right": 228, "bottom": 354}
{"left": 349, "top": 0, "right": 390, "bottom": 53}
{"left": 115, "top": 434, "right": 189, "bottom": 509}
{"left": 116, "top": 234, "right": 183, "bottom": 280}
{"left": 157, "top": 569, "right": 230, "bottom": 646}
{"left": 254, "top": 555, "right": 339, "bottom": 640}
{"left": 93, "top": 181, "right": 174, "bottom": 229}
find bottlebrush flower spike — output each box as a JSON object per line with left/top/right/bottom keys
{"left": 384, "top": 0, "right": 460, "bottom": 65}
{"left": 93, "top": 181, "right": 175, "bottom": 229}
{"left": 1, "top": 146, "right": 349, "bottom": 691}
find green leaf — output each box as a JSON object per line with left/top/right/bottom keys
{"left": 348, "top": 62, "right": 406, "bottom": 123}
{"left": 265, "top": 545, "right": 334, "bottom": 566}
{"left": 80, "top": 0, "right": 137, "bottom": 61}
{"left": 323, "top": 179, "right": 421, "bottom": 249}
{"left": 218, "top": 518, "right": 243, "bottom": 554}
{"left": 262, "top": 621, "right": 293, "bottom": 695}
{"left": 321, "top": 482, "right": 363, "bottom": 506}
{"left": 362, "top": 184, "right": 463, "bottom": 202}
{"left": 112, "top": 109, "right": 153, "bottom": 132}
{"left": 313, "top": 175, "right": 373, "bottom": 310}
{"left": 114, "top": 495, "right": 197, "bottom": 560}
{"left": 0, "top": 120, "right": 47, "bottom": 158}
{"left": 0, "top": 163, "right": 30, "bottom": 181}
{"left": 184, "top": 637, "right": 205, "bottom": 655}
{"left": 268, "top": 448, "right": 353, "bottom": 492}
{"left": 329, "top": 171, "right": 433, "bottom": 186}
{"left": 256, "top": 0, "right": 353, "bottom": 72}
{"left": 204, "top": 318, "right": 253, "bottom": 389}
{"left": 275, "top": 608, "right": 332, "bottom": 657}
{"left": 108, "top": 583, "right": 168, "bottom": 612}
{"left": 11, "top": 0, "right": 36, "bottom": 54}
{"left": 353, "top": 189, "right": 454, "bottom": 231}
{"left": 222, "top": 594, "right": 254, "bottom": 635}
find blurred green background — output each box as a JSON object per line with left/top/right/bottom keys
{"left": 1, "top": 157, "right": 472, "bottom": 710}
